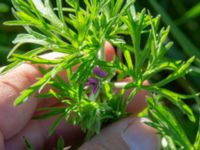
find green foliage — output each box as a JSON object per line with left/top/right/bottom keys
{"left": 149, "top": 0, "right": 200, "bottom": 67}
{"left": 147, "top": 96, "right": 192, "bottom": 149}
{"left": 55, "top": 137, "right": 67, "bottom": 150}
{"left": 177, "top": 2, "right": 200, "bottom": 24}
{"left": 24, "top": 137, "right": 35, "bottom": 150}
{"left": 2, "top": 0, "right": 200, "bottom": 149}
{"left": 0, "top": 3, "right": 9, "bottom": 13}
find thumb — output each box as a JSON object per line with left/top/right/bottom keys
{"left": 78, "top": 118, "right": 160, "bottom": 150}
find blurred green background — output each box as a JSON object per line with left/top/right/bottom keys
{"left": 0, "top": 0, "right": 200, "bottom": 144}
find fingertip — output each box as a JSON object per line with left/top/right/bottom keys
{"left": 126, "top": 89, "right": 148, "bottom": 114}
{"left": 143, "top": 80, "right": 150, "bottom": 86}
{"left": 79, "top": 118, "right": 160, "bottom": 150}
{"left": 121, "top": 118, "right": 160, "bottom": 150}
{"left": 126, "top": 80, "right": 149, "bottom": 114}
{"left": 104, "top": 42, "right": 115, "bottom": 62}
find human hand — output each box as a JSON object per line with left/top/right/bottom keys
{"left": 0, "top": 43, "right": 160, "bottom": 150}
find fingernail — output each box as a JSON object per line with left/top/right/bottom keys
{"left": 121, "top": 118, "right": 160, "bottom": 150}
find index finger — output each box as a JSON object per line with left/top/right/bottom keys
{"left": 0, "top": 63, "right": 41, "bottom": 139}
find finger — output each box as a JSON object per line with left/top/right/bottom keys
{"left": 104, "top": 41, "right": 115, "bottom": 62}
{"left": 114, "top": 77, "right": 148, "bottom": 115}
{"left": 0, "top": 64, "right": 41, "bottom": 139}
{"left": 126, "top": 88, "right": 148, "bottom": 115}
{"left": 4, "top": 117, "right": 83, "bottom": 150}
{"left": 79, "top": 117, "right": 160, "bottom": 150}
{"left": 0, "top": 53, "right": 67, "bottom": 139}
{"left": 105, "top": 43, "right": 148, "bottom": 114}
{"left": 0, "top": 52, "right": 65, "bottom": 139}
{"left": 0, "top": 131, "right": 5, "bottom": 150}
{"left": 125, "top": 78, "right": 149, "bottom": 114}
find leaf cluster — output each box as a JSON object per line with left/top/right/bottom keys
{"left": 2, "top": 0, "right": 199, "bottom": 148}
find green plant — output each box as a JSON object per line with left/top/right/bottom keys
{"left": 2, "top": 0, "right": 200, "bottom": 149}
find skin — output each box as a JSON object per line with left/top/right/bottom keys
{"left": 0, "top": 43, "right": 160, "bottom": 150}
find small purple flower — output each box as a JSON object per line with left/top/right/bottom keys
{"left": 93, "top": 66, "right": 108, "bottom": 78}
{"left": 86, "top": 78, "right": 99, "bottom": 94}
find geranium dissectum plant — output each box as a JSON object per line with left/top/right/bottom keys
{"left": 2, "top": 0, "right": 200, "bottom": 149}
